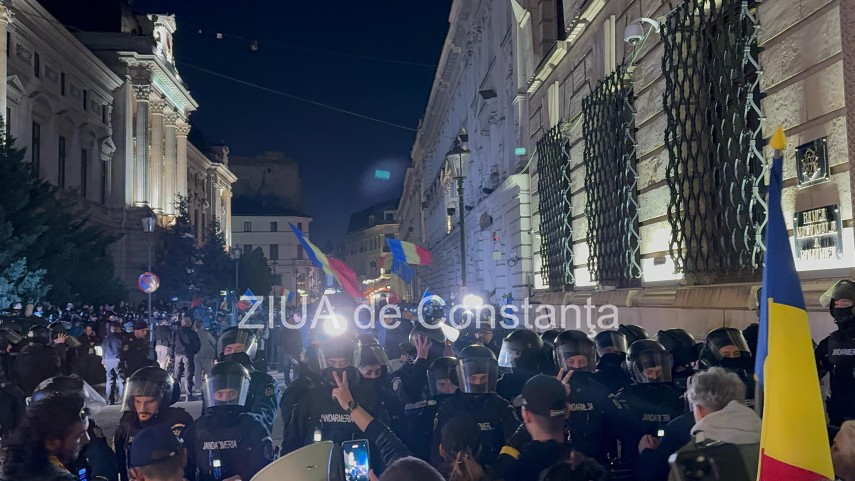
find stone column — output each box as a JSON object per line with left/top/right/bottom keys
{"left": 175, "top": 121, "right": 190, "bottom": 201}
{"left": 148, "top": 98, "right": 165, "bottom": 212}
{"left": 130, "top": 67, "right": 152, "bottom": 206}
{"left": 163, "top": 111, "right": 178, "bottom": 214}
{"left": 0, "top": 2, "right": 12, "bottom": 130}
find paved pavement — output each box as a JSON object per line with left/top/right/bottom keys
{"left": 91, "top": 370, "right": 287, "bottom": 449}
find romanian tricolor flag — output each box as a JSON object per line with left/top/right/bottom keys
{"left": 279, "top": 288, "right": 295, "bottom": 303}
{"left": 386, "top": 238, "right": 432, "bottom": 265}
{"left": 755, "top": 127, "right": 834, "bottom": 481}
{"left": 288, "top": 223, "right": 363, "bottom": 299}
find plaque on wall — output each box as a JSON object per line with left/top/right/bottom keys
{"left": 795, "top": 138, "right": 829, "bottom": 186}
{"left": 793, "top": 205, "right": 843, "bottom": 262}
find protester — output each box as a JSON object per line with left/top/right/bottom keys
{"left": 834, "top": 421, "right": 855, "bottom": 481}
{"left": 170, "top": 317, "right": 200, "bottom": 401}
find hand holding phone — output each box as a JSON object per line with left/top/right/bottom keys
{"left": 343, "top": 439, "right": 370, "bottom": 481}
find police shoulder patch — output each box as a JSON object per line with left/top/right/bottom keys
{"left": 392, "top": 377, "right": 402, "bottom": 392}
{"left": 171, "top": 423, "right": 186, "bottom": 438}
{"left": 264, "top": 385, "right": 274, "bottom": 397}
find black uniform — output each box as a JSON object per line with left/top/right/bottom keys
{"left": 119, "top": 335, "right": 154, "bottom": 379}
{"left": 593, "top": 353, "right": 632, "bottom": 394}
{"left": 0, "top": 380, "right": 26, "bottom": 438}
{"left": 816, "top": 326, "right": 855, "bottom": 425}
{"left": 401, "top": 395, "right": 448, "bottom": 461}
{"left": 184, "top": 413, "right": 272, "bottom": 481}
{"left": 390, "top": 357, "right": 432, "bottom": 404}
{"left": 246, "top": 369, "right": 279, "bottom": 434}
{"left": 431, "top": 393, "right": 519, "bottom": 465}
{"left": 14, "top": 342, "right": 61, "bottom": 395}
{"left": 114, "top": 407, "right": 193, "bottom": 481}
{"left": 564, "top": 371, "right": 616, "bottom": 464}
{"left": 607, "top": 383, "right": 687, "bottom": 465}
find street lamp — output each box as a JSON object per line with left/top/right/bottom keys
{"left": 141, "top": 212, "right": 157, "bottom": 346}
{"left": 231, "top": 247, "right": 242, "bottom": 326}
{"left": 445, "top": 130, "right": 471, "bottom": 294}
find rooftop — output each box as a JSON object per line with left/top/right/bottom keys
{"left": 232, "top": 195, "right": 311, "bottom": 218}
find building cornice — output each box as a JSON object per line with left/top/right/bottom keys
{"left": 119, "top": 51, "right": 198, "bottom": 115}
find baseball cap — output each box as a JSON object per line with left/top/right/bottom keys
{"left": 133, "top": 321, "right": 149, "bottom": 331}
{"left": 128, "top": 425, "right": 183, "bottom": 468}
{"left": 520, "top": 374, "right": 567, "bottom": 417}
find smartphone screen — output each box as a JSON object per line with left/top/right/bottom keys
{"left": 342, "top": 439, "right": 370, "bottom": 481}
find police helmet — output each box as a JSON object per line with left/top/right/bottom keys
{"left": 317, "top": 336, "right": 356, "bottom": 370}
{"left": 626, "top": 340, "right": 673, "bottom": 384}
{"left": 742, "top": 323, "right": 759, "bottom": 356}
{"left": 26, "top": 325, "right": 51, "bottom": 345}
{"left": 409, "top": 322, "right": 447, "bottom": 346}
{"left": 121, "top": 366, "right": 176, "bottom": 414}
{"left": 203, "top": 361, "right": 251, "bottom": 411}
{"left": 48, "top": 322, "right": 81, "bottom": 348}
{"left": 29, "top": 375, "right": 108, "bottom": 413}
{"left": 540, "top": 329, "right": 564, "bottom": 349}
{"left": 355, "top": 335, "right": 390, "bottom": 379}
{"left": 594, "top": 330, "right": 629, "bottom": 356}
{"left": 0, "top": 328, "right": 23, "bottom": 351}
{"left": 497, "top": 329, "right": 544, "bottom": 370}
{"left": 820, "top": 280, "right": 855, "bottom": 323}
{"left": 428, "top": 357, "right": 460, "bottom": 397}
{"left": 698, "top": 327, "right": 752, "bottom": 372}
{"left": 216, "top": 327, "right": 259, "bottom": 364}
{"left": 456, "top": 344, "right": 498, "bottom": 394}
{"left": 300, "top": 343, "right": 323, "bottom": 376}
{"left": 618, "top": 324, "right": 650, "bottom": 345}
{"left": 554, "top": 330, "right": 596, "bottom": 372}
{"left": 655, "top": 329, "right": 697, "bottom": 368}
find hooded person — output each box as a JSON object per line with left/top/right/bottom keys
{"left": 183, "top": 362, "right": 272, "bottom": 481}
{"left": 592, "top": 330, "right": 632, "bottom": 394}
{"left": 215, "top": 327, "right": 280, "bottom": 433}
{"left": 817, "top": 279, "right": 855, "bottom": 426}
{"left": 113, "top": 367, "right": 193, "bottom": 481}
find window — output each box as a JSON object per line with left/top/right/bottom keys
{"left": 58, "top": 136, "right": 66, "bottom": 188}
{"left": 31, "top": 122, "right": 40, "bottom": 177}
{"left": 244, "top": 221, "right": 252, "bottom": 232}
{"left": 5, "top": 32, "right": 9, "bottom": 58}
{"left": 60, "top": 73, "right": 66, "bottom": 96}
{"left": 100, "top": 160, "right": 108, "bottom": 204}
{"left": 385, "top": 212, "right": 394, "bottom": 221}
{"left": 82, "top": 90, "right": 88, "bottom": 111}
{"left": 5, "top": 107, "right": 10, "bottom": 134}
{"left": 101, "top": 105, "right": 107, "bottom": 124}
{"left": 270, "top": 221, "right": 278, "bottom": 232}
{"left": 297, "top": 222, "right": 303, "bottom": 232}
{"left": 34, "top": 52, "right": 40, "bottom": 77}
{"left": 269, "top": 244, "right": 279, "bottom": 260}
{"left": 297, "top": 246, "right": 304, "bottom": 260}
{"left": 80, "top": 149, "right": 88, "bottom": 198}
{"left": 244, "top": 244, "right": 253, "bottom": 254}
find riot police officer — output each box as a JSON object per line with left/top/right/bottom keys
{"left": 279, "top": 343, "right": 322, "bottom": 445}
{"left": 119, "top": 322, "right": 155, "bottom": 384}
{"left": 401, "top": 356, "right": 459, "bottom": 460}
{"left": 656, "top": 328, "right": 698, "bottom": 389}
{"left": 29, "top": 375, "right": 115, "bottom": 481}
{"left": 184, "top": 361, "right": 273, "bottom": 481}
{"left": 619, "top": 324, "right": 650, "bottom": 345}
{"left": 432, "top": 345, "right": 519, "bottom": 465}
{"left": 552, "top": 330, "right": 615, "bottom": 464}
{"left": 49, "top": 321, "right": 80, "bottom": 375}
{"left": 496, "top": 329, "right": 545, "bottom": 402}
{"left": 114, "top": 366, "right": 193, "bottom": 481}
{"left": 14, "top": 325, "right": 62, "bottom": 395}
{"left": 389, "top": 323, "right": 448, "bottom": 404}
{"left": 216, "top": 327, "right": 280, "bottom": 434}
{"left": 698, "top": 327, "right": 756, "bottom": 407}
{"left": 607, "top": 340, "right": 687, "bottom": 467}
{"left": 356, "top": 335, "right": 404, "bottom": 434}
{"left": 817, "top": 280, "right": 855, "bottom": 425}
{"left": 540, "top": 329, "right": 563, "bottom": 376}
{"left": 281, "top": 336, "right": 390, "bottom": 469}
{"left": 592, "top": 330, "right": 632, "bottom": 394}
{"left": 0, "top": 328, "right": 22, "bottom": 385}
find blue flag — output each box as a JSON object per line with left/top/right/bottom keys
{"left": 391, "top": 259, "right": 414, "bottom": 284}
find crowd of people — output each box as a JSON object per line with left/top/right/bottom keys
{"left": 0, "top": 281, "right": 853, "bottom": 480}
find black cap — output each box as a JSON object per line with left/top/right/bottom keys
{"left": 128, "top": 425, "right": 183, "bottom": 468}
{"left": 520, "top": 374, "right": 567, "bottom": 417}
{"left": 133, "top": 321, "right": 149, "bottom": 331}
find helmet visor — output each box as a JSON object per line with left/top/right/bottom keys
{"left": 428, "top": 364, "right": 459, "bottom": 397}
{"left": 456, "top": 358, "right": 498, "bottom": 393}
{"left": 595, "top": 332, "right": 628, "bottom": 355}
{"left": 356, "top": 344, "right": 390, "bottom": 368}
{"left": 556, "top": 341, "right": 595, "bottom": 372}
{"left": 497, "top": 341, "right": 521, "bottom": 369}
{"left": 121, "top": 378, "right": 167, "bottom": 413}
{"left": 203, "top": 373, "right": 250, "bottom": 407}
{"left": 629, "top": 351, "right": 673, "bottom": 383}
{"left": 217, "top": 329, "right": 259, "bottom": 360}
{"left": 707, "top": 331, "right": 751, "bottom": 359}
{"left": 820, "top": 280, "right": 855, "bottom": 307}
{"left": 318, "top": 342, "right": 355, "bottom": 370}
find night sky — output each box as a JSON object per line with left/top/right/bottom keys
{"left": 134, "top": 0, "right": 453, "bottom": 246}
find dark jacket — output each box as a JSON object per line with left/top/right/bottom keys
{"left": 363, "top": 419, "right": 411, "bottom": 468}
{"left": 498, "top": 439, "right": 571, "bottom": 481}
{"left": 102, "top": 333, "right": 124, "bottom": 361}
{"left": 170, "top": 327, "right": 201, "bottom": 357}
{"left": 114, "top": 407, "right": 193, "bottom": 481}
{"left": 154, "top": 325, "right": 173, "bottom": 348}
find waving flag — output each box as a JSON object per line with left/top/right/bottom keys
{"left": 289, "top": 223, "right": 363, "bottom": 299}
{"left": 756, "top": 127, "right": 834, "bottom": 481}
{"left": 386, "top": 238, "right": 432, "bottom": 265}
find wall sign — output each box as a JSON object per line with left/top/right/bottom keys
{"left": 795, "top": 138, "right": 829, "bottom": 186}
{"left": 793, "top": 205, "right": 843, "bottom": 262}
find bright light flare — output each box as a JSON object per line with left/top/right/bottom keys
{"left": 322, "top": 315, "right": 348, "bottom": 337}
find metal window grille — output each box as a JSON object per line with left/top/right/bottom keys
{"left": 536, "top": 122, "right": 574, "bottom": 290}
{"left": 662, "top": 0, "right": 765, "bottom": 283}
{"left": 582, "top": 70, "right": 642, "bottom": 287}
